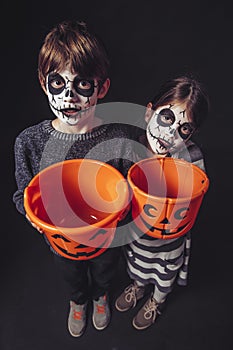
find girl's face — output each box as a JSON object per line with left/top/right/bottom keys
{"left": 146, "top": 103, "right": 195, "bottom": 155}
{"left": 45, "top": 68, "right": 100, "bottom": 126}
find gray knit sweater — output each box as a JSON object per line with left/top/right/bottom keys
{"left": 13, "top": 119, "right": 138, "bottom": 216}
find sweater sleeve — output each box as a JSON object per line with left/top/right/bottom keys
{"left": 12, "top": 135, "right": 34, "bottom": 215}
{"left": 175, "top": 141, "right": 206, "bottom": 172}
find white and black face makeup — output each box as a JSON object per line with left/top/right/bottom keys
{"left": 46, "top": 68, "right": 99, "bottom": 125}
{"left": 146, "top": 104, "right": 195, "bottom": 155}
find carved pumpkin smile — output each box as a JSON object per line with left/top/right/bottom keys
{"left": 139, "top": 215, "right": 190, "bottom": 236}
{"left": 52, "top": 234, "right": 108, "bottom": 259}
{"left": 47, "top": 228, "right": 111, "bottom": 260}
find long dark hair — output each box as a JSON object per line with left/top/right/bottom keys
{"left": 150, "top": 75, "right": 209, "bottom": 129}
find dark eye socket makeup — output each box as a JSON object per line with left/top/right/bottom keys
{"left": 48, "top": 73, "right": 66, "bottom": 95}
{"left": 47, "top": 73, "right": 95, "bottom": 97}
{"left": 155, "top": 108, "right": 194, "bottom": 139}
{"left": 178, "top": 122, "right": 195, "bottom": 139}
{"left": 157, "top": 108, "right": 175, "bottom": 127}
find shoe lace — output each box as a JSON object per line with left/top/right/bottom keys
{"left": 96, "top": 295, "right": 107, "bottom": 314}
{"left": 143, "top": 297, "right": 158, "bottom": 322}
{"left": 96, "top": 305, "right": 106, "bottom": 314}
{"left": 71, "top": 301, "right": 85, "bottom": 320}
{"left": 73, "top": 310, "right": 83, "bottom": 320}
{"left": 124, "top": 283, "right": 139, "bottom": 307}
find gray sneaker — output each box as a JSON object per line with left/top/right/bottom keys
{"left": 115, "top": 282, "right": 145, "bottom": 312}
{"left": 92, "top": 294, "right": 110, "bottom": 330}
{"left": 132, "top": 295, "right": 162, "bottom": 330}
{"left": 68, "top": 301, "right": 87, "bottom": 337}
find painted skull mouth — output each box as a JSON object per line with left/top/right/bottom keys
{"left": 49, "top": 101, "right": 93, "bottom": 119}
{"left": 148, "top": 127, "right": 173, "bottom": 151}
{"left": 61, "top": 108, "right": 81, "bottom": 117}
{"left": 157, "top": 138, "right": 172, "bottom": 150}
{"left": 60, "top": 106, "right": 93, "bottom": 118}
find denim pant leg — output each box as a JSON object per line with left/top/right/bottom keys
{"left": 53, "top": 254, "right": 89, "bottom": 304}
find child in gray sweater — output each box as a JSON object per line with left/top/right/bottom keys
{"left": 13, "top": 20, "right": 136, "bottom": 337}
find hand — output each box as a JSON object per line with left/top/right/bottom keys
{"left": 26, "top": 214, "right": 44, "bottom": 234}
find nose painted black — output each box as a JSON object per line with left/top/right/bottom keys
{"left": 65, "top": 89, "right": 74, "bottom": 98}
{"left": 169, "top": 128, "right": 176, "bottom": 136}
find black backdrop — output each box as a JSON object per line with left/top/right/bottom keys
{"left": 1, "top": 1, "right": 233, "bottom": 349}
{"left": 3, "top": 0, "right": 233, "bottom": 149}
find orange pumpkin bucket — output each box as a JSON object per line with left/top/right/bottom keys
{"left": 24, "top": 159, "right": 129, "bottom": 260}
{"left": 127, "top": 157, "right": 209, "bottom": 239}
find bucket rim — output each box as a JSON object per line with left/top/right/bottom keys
{"left": 127, "top": 156, "right": 209, "bottom": 203}
{"left": 27, "top": 158, "right": 124, "bottom": 185}
{"left": 24, "top": 158, "right": 129, "bottom": 234}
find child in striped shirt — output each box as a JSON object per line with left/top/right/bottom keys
{"left": 115, "top": 75, "right": 209, "bottom": 330}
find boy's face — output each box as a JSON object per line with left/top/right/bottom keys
{"left": 146, "top": 103, "right": 195, "bottom": 155}
{"left": 45, "top": 68, "right": 100, "bottom": 125}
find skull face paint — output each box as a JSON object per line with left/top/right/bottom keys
{"left": 46, "top": 68, "right": 99, "bottom": 125}
{"left": 146, "top": 104, "right": 195, "bottom": 155}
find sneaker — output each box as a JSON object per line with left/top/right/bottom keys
{"left": 68, "top": 301, "right": 87, "bottom": 337}
{"left": 115, "top": 282, "right": 145, "bottom": 312}
{"left": 132, "top": 295, "right": 161, "bottom": 330}
{"left": 92, "top": 294, "right": 110, "bottom": 330}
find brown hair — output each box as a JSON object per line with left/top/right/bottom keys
{"left": 38, "top": 20, "right": 110, "bottom": 90}
{"left": 150, "top": 75, "right": 209, "bottom": 129}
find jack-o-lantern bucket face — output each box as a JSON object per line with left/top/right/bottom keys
{"left": 44, "top": 226, "right": 117, "bottom": 260}
{"left": 24, "top": 159, "right": 129, "bottom": 260}
{"left": 127, "top": 157, "right": 209, "bottom": 239}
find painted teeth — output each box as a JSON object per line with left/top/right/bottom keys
{"left": 157, "top": 140, "right": 167, "bottom": 150}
